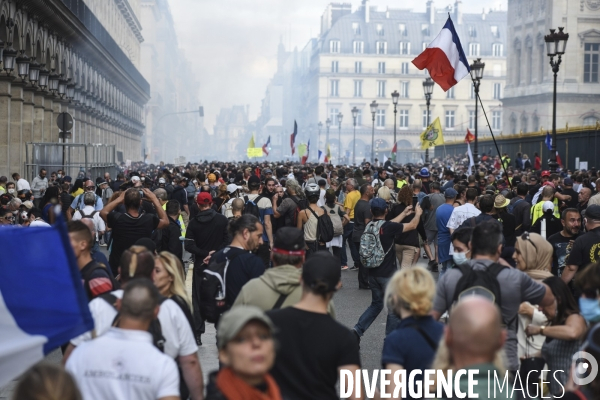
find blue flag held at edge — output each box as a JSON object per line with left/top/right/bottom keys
{"left": 0, "top": 211, "right": 94, "bottom": 386}
{"left": 545, "top": 131, "right": 552, "bottom": 150}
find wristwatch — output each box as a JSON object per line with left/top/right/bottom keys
{"left": 540, "top": 326, "right": 545, "bottom": 336}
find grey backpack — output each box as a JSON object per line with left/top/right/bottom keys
{"left": 359, "top": 220, "right": 393, "bottom": 268}
{"left": 322, "top": 204, "right": 343, "bottom": 237}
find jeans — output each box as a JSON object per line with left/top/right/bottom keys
{"left": 342, "top": 222, "right": 360, "bottom": 267}
{"left": 354, "top": 275, "right": 400, "bottom": 337}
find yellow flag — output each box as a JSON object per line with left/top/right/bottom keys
{"left": 420, "top": 117, "right": 444, "bottom": 150}
{"left": 247, "top": 148, "right": 263, "bottom": 158}
{"left": 248, "top": 134, "right": 255, "bottom": 149}
{"left": 298, "top": 143, "right": 307, "bottom": 158}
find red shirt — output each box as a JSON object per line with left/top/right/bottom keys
{"left": 534, "top": 156, "right": 541, "bottom": 170}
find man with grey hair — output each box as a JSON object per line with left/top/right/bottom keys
{"left": 72, "top": 192, "right": 106, "bottom": 246}
{"left": 66, "top": 279, "right": 180, "bottom": 400}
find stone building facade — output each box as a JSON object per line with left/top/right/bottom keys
{"left": 0, "top": 0, "right": 149, "bottom": 177}
{"left": 503, "top": 0, "right": 600, "bottom": 134}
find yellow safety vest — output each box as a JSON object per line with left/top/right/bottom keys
{"left": 396, "top": 180, "right": 407, "bottom": 189}
{"left": 531, "top": 198, "right": 560, "bottom": 225}
{"left": 162, "top": 202, "right": 186, "bottom": 236}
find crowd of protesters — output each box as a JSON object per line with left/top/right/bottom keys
{"left": 4, "top": 150, "right": 600, "bottom": 400}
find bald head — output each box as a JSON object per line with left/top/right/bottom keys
{"left": 541, "top": 185, "right": 554, "bottom": 200}
{"left": 446, "top": 297, "right": 506, "bottom": 368}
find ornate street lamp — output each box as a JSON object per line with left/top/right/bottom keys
{"left": 38, "top": 65, "right": 49, "bottom": 90}
{"left": 48, "top": 70, "right": 60, "bottom": 93}
{"left": 545, "top": 27, "right": 569, "bottom": 173}
{"left": 28, "top": 58, "right": 40, "bottom": 84}
{"left": 66, "top": 82, "right": 75, "bottom": 101}
{"left": 351, "top": 107, "right": 358, "bottom": 165}
{"left": 337, "top": 111, "right": 343, "bottom": 163}
{"left": 58, "top": 75, "right": 68, "bottom": 97}
{"left": 391, "top": 90, "right": 399, "bottom": 162}
{"left": 15, "top": 51, "right": 30, "bottom": 81}
{"left": 370, "top": 100, "right": 378, "bottom": 163}
{"left": 422, "top": 77, "right": 434, "bottom": 163}
{"left": 3, "top": 44, "right": 17, "bottom": 73}
{"left": 469, "top": 58, "right": 485, "bottom": 169}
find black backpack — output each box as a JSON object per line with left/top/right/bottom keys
{"left": 288, "top": 196, "right": 308, "bottom": 227}
{"left": 199, "top": 249, "right": 244, "bottom": 323}
{"left": 451, "top": 262, "right": 506, "bottom": 312}
{"left": 307, "top": 207, "right": 335, "bottom": 243}
{"left": 243, "top": 195, "right": 264, "bottom": 220}
{"left": 81, "top": 262, "right": 117, "bottom": 300}
{"left": 78, "top": 210, "right": 98, "bottom": 220}
{"left": 99, "top": 292, "right": 167, "bottom": 352}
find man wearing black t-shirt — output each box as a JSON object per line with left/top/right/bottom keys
{"left": 101, "top": 188, "right": 169, "bottom": 276}
{"left": 564, "top": 205, "right": 600, "bottom": 286}
{"left": 548, "top": 208, "right": 581, "bottom": 277}
{"left": 267, "top": 252, "right": 361, "bottom": 400}
{"left": 352, "top": 198, "right": 422, "bottom": 340}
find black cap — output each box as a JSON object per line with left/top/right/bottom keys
{"left": 586, "top": 205, "right": 600, "bottom": 220}
{"left": 273, "top": 227, "right": 305, "bottom": 255}
{"left": 302, "top": 251, "right": 341, "bottom": 293}
{"left": 248, "top": 175, "right": 261, "bottom": 185}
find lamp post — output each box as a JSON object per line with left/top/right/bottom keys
{"left": 391, "top": 90, "right": 399, "bottom": 162}
{"left": 337, "top": 112, "right": 343, "bottom": 163}
{"left": 325, "top": 117, "right": 331, "bottom": 154}
{"left": 545, "top": 27, "right": 569, "bottom": 173}
{"left": 317, "top": 121, "right": 323, "bottom": 161}
{"left": 370, "top": 100, "right": 378, "bottom": 163}
{"left": 351, "top": 107, "right": 358, "bottom": 165}
{"left": 422, "top": 78, "right": 434, "bottom": 163}
{"left": 469, "top": 58, "right": 485, "bottom": 170}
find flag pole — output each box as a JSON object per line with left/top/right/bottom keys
{"left": 470, "top": 71, "right": 512, "bottom": 189}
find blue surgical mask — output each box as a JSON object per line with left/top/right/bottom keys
{"left": 453, "top": 251, "right": 469, "bottom": 266}
{"left": 579, "top": 297, "right": 600, "bottom": 323}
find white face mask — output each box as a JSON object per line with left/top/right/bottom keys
{"left": 452, "top": 251, "right": 470, "bottom": 266}
{"left": 57, "top": 174, "right": 62, "bottom": 178}
{"left": 8, "top": 189, "right": 14, "bottom": 194}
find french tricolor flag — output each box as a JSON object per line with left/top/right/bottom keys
{"left": 412, "top": 17, "right": 470, "bottom": 92}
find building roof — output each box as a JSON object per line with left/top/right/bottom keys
{"left": 320, "top": 4, "right": 507, "bottom": 58}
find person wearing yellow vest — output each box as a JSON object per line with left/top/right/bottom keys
{"left": 531, "top": 185, "right": 560, "bottom": 225}
{"left": 154, "top": 188, "right": 186, "bottom": 236}
{"left": 501, "top": 153, "right": 511, "bottom": 170}
{"left": 395, "top": 171, "right": 407, "bottom": 190}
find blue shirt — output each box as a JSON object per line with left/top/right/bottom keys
{"left": 382, "top": 316, "right": 444, "bottom": 399}
{"left": 70, "top": 193, "right": 103, "bottom": 211}
{"left": 436, "top": 203, "right": 454, "bottom": 263}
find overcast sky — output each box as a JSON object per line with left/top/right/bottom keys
{"left": 169, "top": 0, "right": 507, "bottom": 133}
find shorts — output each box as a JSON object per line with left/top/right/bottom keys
{"left": 425, "top": 229, "right": 438, "bottom": 245}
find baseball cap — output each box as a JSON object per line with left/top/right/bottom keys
{"left": 131, "top": 176, "right": 141, "bottom": 183}
{"left": 541, "top": 170, "right": 551, "bottom": 177}
{"left": 264, "top": 169, "right": 273, "bottom": 174}
{"left": 226, "top": 183, "right": 242, "bottom": 194}
{"left": 248, "top": 175, "right": 261, "bottom": 185}
{"left": 158, "top": 177, "right": 166, "bottom": 184}
{"left": 302, "top": 251, "right": 341, "bottom": 294}
{"left": 216, "top": 306, "right": 275, "bottom": 350}
{"left": 563, "top": 178, "right": 573, "bottom": 186}
{"left": 22, "top": 200, "right": 34, "bottom": 209}
{"left": 371, "top": 197, "right": 388, "bottom": 211}
{"left": 196, "top": 192, "right": 213, "bottom": 205}
{"left": 419, "top": 167, "right": 430, "bottom": 177}
{"left": 444, "top": 188, "right": 458, "bottom": 198}
{"left": 63, "top": 176, "right": 72, "bottom": 183}
{"left": 586, "top": 204, "right": 600, "bottom": 220}
{"left": 395, "top": 171, "right": 405, "bottom": 177}
{"left": 273, "top": 227, "right": 305, "bottom": 255}
{"left": 542, "top": 201, "right": 555, "bottom": 212}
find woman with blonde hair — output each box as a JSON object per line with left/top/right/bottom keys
{"left": 513, "top": 232, "right": 552, "bottom": 359}
{"left": 381, "top": 266, "right": 443, "bottom": 398}
{"left": 154, "top": 251, "right": 194, "bottom": 330}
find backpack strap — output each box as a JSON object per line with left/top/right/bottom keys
{"left": 408, "top": 325, "right": 438, "bottom": 351}
{"left": 272, "top": 293, "right": 289, "bottom": 310}
{"left": 99, "top": 292, "right": 119, "bottom": 309}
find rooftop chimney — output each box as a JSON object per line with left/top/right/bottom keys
{"left": 482, "top": 7, "right": 486, "bottom": 20}
{"left": 364, "top": 0, "right": 370, "bottom": 23}
{"left": 455, "top": 0, "right": 463, "bottom": 25}
{"left": 427, "top": 1, "right": 435, "bottom": 24}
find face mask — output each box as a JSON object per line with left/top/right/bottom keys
{"left": 8, "top": 189, "right": 14, "bottom": 194}
{"left": 453, "top": 251, "right": 469, "bottom": 266}
{"left": 579, "top": 297, "right": 600, "bottom": 323}
{"left": 57, "top": 174, "right": 62, "bottom": 178}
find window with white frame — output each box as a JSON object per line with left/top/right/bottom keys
{"left": 401, "top": 62, "right": 409, "bottom": 74}
{"left": 493, "top": 83, "right": 502, "bottom": 99}
{"left": 377, "top": 80, "right": 386, "bottom": 97}
{"left": 378, "top": 62, "right": 386, "bottom": 74}
{"left": 330, "top": 109, "right": 339, "bottom": 124}
{"left": 354, "top": 80, "right": 363, "bottom": 97}
{"left": 445, "top": 110, "right": 455, "bottom": 129}
{"left": 353, "top": 41, "right": 364, "bottom": 54}
{"left": 355, "top": 61, "right": 362, "bottom": 73}
{"left": 584, "top": 43, "right": 599, "bottom": 83}
{"left": 492, "top": 43, "right": 503, "bottom": 57}
{"left": 468, "top": 25, "right": 477, "bottom": 37}
{"left": 400, "top": 81, "right": 409, "bottom": 98}
{"left": 491, "top": 26, "right": 499, "bottom": 37}
{"left": 398, "top": 109, "right": 409, "bottom": 128}
{"left": 377, "top": 41, "right": 387, "bottom": 54}
{"left": 331, "top": 61, "right": 339, "bottom": 73}
{"left": 422, "top": 110, "right": 431, "bottom": 128}
{"left": 355, "top": 109, "right": 363, "bottom": 126}
{"left": 376, "top": 24, "right": 384, "bottom": 36}
{"left": 422, "top": 42, "right": 428, "bottom": 51}
{"left": 330, "top": 40, "right": 340, "bottom": 53}
{"left": 421, "top": 24, "right": 430, "bottom": 36}
{"left": 583, "top": 116, "right": 599, "bottom": 126}
{"left": 400, "top": 42, "right": 410, "bottom": 55}
{"left": 446, "top": 87, "right": 455, "bottom": 99}
{"left": 469, "top": 111, "right": 475, "bottom": 130}
{"left": 376, "top": 109, "right": 386, "bottom": 127}
{"left": 330, "top": 80, "right": 339, "bottom": 96}
{"left": 492, "top": 111, "right": 502, "bottom": 130}
{"left": 469, "top": 43, "right": 480, "bottom": 57}
{"left": 352, "top": 22, "right": 361, "bottom": 35}
{"left": 399, "top": 23, "right": 407, "bottom": 36}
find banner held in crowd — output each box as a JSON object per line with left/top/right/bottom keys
{"left": 420, "top": 117, "right": 444, "bottom": 150}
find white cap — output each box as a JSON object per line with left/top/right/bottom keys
{"left": 542, "top": 201, "right": 555, "bottom": 212}
{"left": 131, "top": 176, "right": 140, "bottom": 182}
{"left": 227, "top": 183, "right": 242, "bottom": 194}
{"left": 158, "top": 177, "right": 166, "bottom": 184}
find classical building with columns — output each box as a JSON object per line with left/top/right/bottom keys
{"left": 256, "top": 1, "right": 507, "bottom": 163}
{"left": 503, "top": 0, "right": 600, "bottom": 134}
{"left": 0, "top": 0, "right": 149, "bottom": 177}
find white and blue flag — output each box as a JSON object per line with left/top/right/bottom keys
{"left": 0, "top": 214, "right": 93, "bottom": 386}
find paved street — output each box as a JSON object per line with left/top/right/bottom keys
{"left": 0, "top": 248, "right": 432, "bottom": 399}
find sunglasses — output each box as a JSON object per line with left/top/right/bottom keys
{"left": 520, "top": 232, "right": 537, "bottom": 251}
{"left": 85, "top": 186, "right": 95, "bottom": 190}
